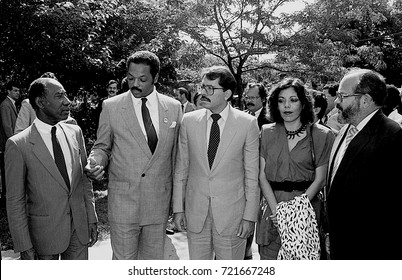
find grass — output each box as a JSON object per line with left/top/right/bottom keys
{"left": 0, "top": 180, "right": 110, "bottom": 252}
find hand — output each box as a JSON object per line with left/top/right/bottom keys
{"left": 173, "top": 212, "right": 187, "bottom": 232}
{"left": 20, "top": 248, "right": 37, "bottom": 260}
{"left": 88, "top": 223, "right": 98, "bottom": 247}
{"left": 236, "top": 219, "right": 255, "bottom": 239}
{"left": 84, "top": 156, "right": 105, "bottom": 181}
{"left": 268, "top": 213, "right": 278, "bottom": 227}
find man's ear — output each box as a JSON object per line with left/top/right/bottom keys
{"left": 224, "top": 89, "right": 232, "bottom": 101}
{"left": 35, "top": 96, "right": 45, "bottom": 109}
{"left": 153, "top": 73, "right": 159, "bottom": 84}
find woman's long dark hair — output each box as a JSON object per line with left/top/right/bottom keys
{"left": 268, "top": 77, "right": 315, "bottom": 125}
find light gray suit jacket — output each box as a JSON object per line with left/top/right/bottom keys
{"left": 173, "top": 106, "right": 260, "bottom": 234}
{"left": 91, "top": 91, "right": 182, "bottom": 225}
{"left": 6, "top": 123, "right": 97, "bottom": 255}
{"left": 0, "top": 97, "right": 18, "bottom": 151}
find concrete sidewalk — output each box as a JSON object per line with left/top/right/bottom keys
{"left": 2, "top": 232, "right": 259, "bottom": 260}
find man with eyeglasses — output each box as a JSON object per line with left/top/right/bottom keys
{"left": 327, "top": 68, "right": 402, "bottom": 259}
{"left": 244, "top": 83, "right": 272, "bottom": 130}
{"left": 173, "top": 66, "right": 260, "bottom": 260}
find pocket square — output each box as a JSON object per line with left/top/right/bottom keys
{"left": 169, "top": 121, "right": 177, "bottom": 128}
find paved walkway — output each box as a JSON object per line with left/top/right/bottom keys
{"left": 2, "top": 232, "right": 259, "bottom": 260}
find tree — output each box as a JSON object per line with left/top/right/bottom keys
{"left": 288, "top": 0, "right": 402, "bottom": 86}
{"left": 179, "top": 0, "right": 301, "bottom": 105}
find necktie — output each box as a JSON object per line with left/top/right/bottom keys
{"left": 330, "top": 124, "right": 358, "bottom": 183}
{"left": 181, "top": 104, "right": 184, "bottom": 112}
{"left": 207, "top": 114, "right": 221, "bottom": 169}
{"left": 250, "top": 111, "right": 255, "bottom": 116}
{"left": 141, "top": 98, "right": 158, "bottom": 154}
{"left": 51, "top": 126, "right": 70, "bottom": 190}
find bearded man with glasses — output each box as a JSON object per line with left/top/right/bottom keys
{"left": 327, "top": 68, "right": 402, "bottom": 259}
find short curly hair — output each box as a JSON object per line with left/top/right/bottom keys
{"left": 268, "top": 77, "right": 315, "bottom": 124}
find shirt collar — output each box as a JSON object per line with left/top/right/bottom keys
{"left": 254, "top": 107, "right": 263, "bottom": 118}
{"left": 206, "top": 103, "right": 230, "bottom": 121}
{"left": 131, "top": 87, "right": 158, "bottom": 105}
{"left": 356, "top": 109, "right": 379, "bottom": 131}
{"left": 34, "top": 118, "right": 59, "bottom": 134}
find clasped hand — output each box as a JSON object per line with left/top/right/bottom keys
{"left": 84, "top": 156, "right": 105, "bottom": 181}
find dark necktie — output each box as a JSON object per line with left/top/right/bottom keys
{"left": 181, "top": 104, "right": 184, "bottom": 112}
{"left": 141, "top": 98, "right": 158, "bottom": 154}
{"left": 207, "top": 114, "right": 221, "bottom": 169}
{"left": 51, "top": 126, "right": 70, "bottom": 190}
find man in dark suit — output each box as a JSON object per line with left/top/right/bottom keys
{"left": 6, "top": 77, "right": 98, "bottom": 259}
{"left": 173, "top": 87, "right": 196, "bottom": 113}
{"left": 327, "top": 68, "right": 402, "bottom": 259}
{"left": 0, "top": 81, "right": 20, "bottom": 204}
{"left": 244, "top": 83, "right": 272, "bottom": 129}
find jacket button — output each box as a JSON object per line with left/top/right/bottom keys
{"left": 141, "top": 174, "right": 145, "bottom": 177}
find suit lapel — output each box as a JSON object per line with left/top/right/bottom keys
{"left": 330, "top": 112, "right": 381, "bottom": 191}
{"left": 30, "top": 124, "right": 69, "bottom": 192}
{"left": 198, "top": 110, "right": 209, "bottom": 170}
{"left": 120, "top": 92, "right": 152, "bottom": 158}
{"left": 211, "top": 106, "right": 237, "bottom": 172}
{"left": 147, "top": 94, "right": 169, "bottom": 167}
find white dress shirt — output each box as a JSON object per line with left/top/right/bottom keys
{"left": 34, "top": 118, "right": 72, "bottom": 181}
{"left": 130, "top": 88, "right": 160, "bottom": 140}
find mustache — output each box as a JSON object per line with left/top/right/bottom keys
{"left": 200, "top": 96, "right": 211, "bottom": 102}
{"left": 130, "top": 86, "right": 142, "bottom": 92}
{"left": 246, "top": 102, "right": 255, "bottom": 107}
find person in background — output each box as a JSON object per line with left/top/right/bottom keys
{"left": 173, "top": 66, "right": 260, "bottom": 260}
{"left": 0, "top": 80, "right": 21, "bottom": 205}
{"left": 242, "top": 82, "right": 272, "bottom": 260}
{"left": 327, "top": 69, "right": 402, "bottom": 259}
{"left": 244, "top": 83, "right": 272, "bottom": 129}
{"left": 173, "top": 87, "right": 196, "bottom": 113}
{"left": 14, "top": 72, "right": 76, "bottom": 135}
{"left": 85, "top": 50, "right": 182, "bottom": 260}
{"left": 382, "top": 84, "right": 402, "bottom": 126}
{"left": 256, "top": 77, "right": 334, "bottom": 259}
{"left": 6, "top": 77, "right": 98, "bottom": 260}
{"left": 106, "top": 80, "right": 118, "bottom": 98}
{"left": 323, "top": 83, "right": 344, "bottom": 131}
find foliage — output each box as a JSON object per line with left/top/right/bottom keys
{"left": 0, "top": 0, "right": 185, "bottom": 148}
{"left": 288, "top": 0, "right": 402, "bottom": 86}
{"left": 178, "top": 0, "right": 301, "bottom": 105}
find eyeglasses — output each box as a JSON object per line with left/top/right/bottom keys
{"left": 243, "top": 95, "right": 260, "bottom": 101}
{"left": 198, "top": 84, "right": 224, "bottom": 96}
{"left": 336, "top": 91, "right": 364, "bottom": 102}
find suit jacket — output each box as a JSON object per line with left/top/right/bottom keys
{"left": 5, "top": 122, "right": 97, "bottom": 255}
{"left": 0, "top": 97, "right": 18, "bottom": 151}
{"left": 91, "top": 90, "right": 182, "bottom": 225}
{"left": 184, "top": 102, "right": 196, "bottom": 114}
{"left": 256, "top": 107, "right": 272, "bottom": 130}
{"left": 327, "top": 110, "right": 402, "bottom": 259}
{"left": 173, "top": 106, "right": 260, "bottom": 234}
{"left": 14, "top": 99, "right": 36, "bottom": 135}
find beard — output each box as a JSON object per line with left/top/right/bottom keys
{"left": 337, "top": 101, "right": 360, "bottom": 123}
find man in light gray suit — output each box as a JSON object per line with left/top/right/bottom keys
{"left": 173, "top": 66, "right": 260, "bottom": 260}
{"left": 86, "top": 51, "right": 182, "bottom": 260}
{"left": 6, "top": 78, "right": 98, "bottom": 259}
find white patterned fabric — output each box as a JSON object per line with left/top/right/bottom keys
{"left": 276, "top": 194, "right": 320, "bottom": 260}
